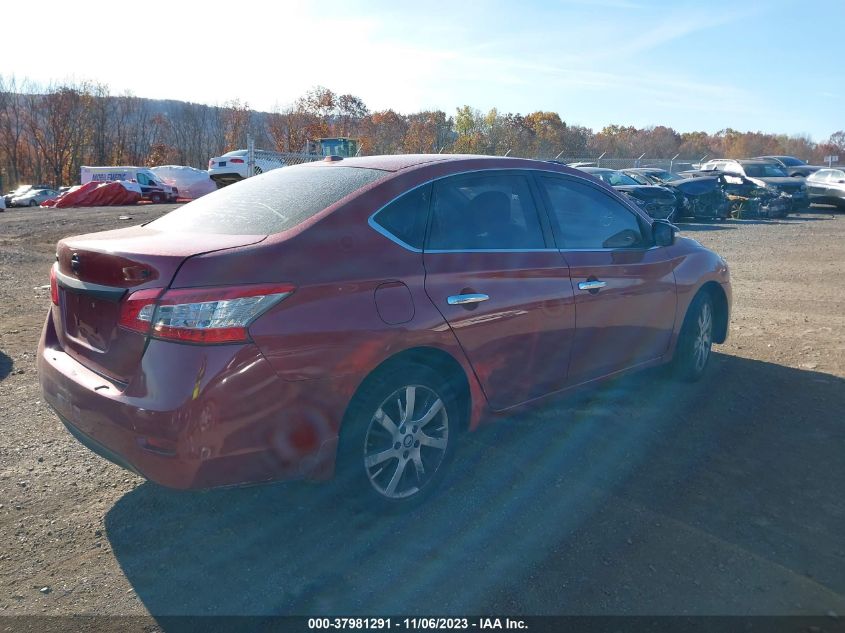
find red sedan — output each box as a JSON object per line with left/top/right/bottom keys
{"left": 38, "top": 154, "right": 731, "bottom": 509}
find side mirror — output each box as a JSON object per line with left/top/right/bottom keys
{"left": 652, "top": 219, "right": 678, "bottom": 247}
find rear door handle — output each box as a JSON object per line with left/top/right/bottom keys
{"left": 578, "top": 280, "right": 607, "bottom": 291}
{"left": 447, "top": 293, "right": 490, "bottom": 305}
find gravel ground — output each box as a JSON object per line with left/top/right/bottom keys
{"left": 1, "top": 204, "right": 844, "bottom": 621}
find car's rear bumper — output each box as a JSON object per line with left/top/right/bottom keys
{"left": 208, "top": 170, "right": 247, "bottom": 187}
{"left": 38, "top": 314, "right": 349, "bottom": 489}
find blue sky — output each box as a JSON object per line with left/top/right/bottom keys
{"left": 4, "top": 0, "right": 843, "bottom": 140}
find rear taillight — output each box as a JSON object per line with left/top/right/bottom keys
{"left": 50, "top": 264, "right": 59, "bottom": 305}
{"left": 118, "top": 288, "right": 163, "bottom": 333}
{"left": 230, "top": 158, "right": 244, "bottom": 164}
{"left": 118, "top": 284, "right": 294, "bottom": 343}
{"left": 208, "top": 160, "right": 215, "bottom": 168}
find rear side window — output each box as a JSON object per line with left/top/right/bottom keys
{"left": 371, "top": 184, "right": 431, "bottom": 250}
{"left": 427, "top": 174, "right": 545, "bottom": 250}
{"left": 541, "top": 176, "right": 645, "bottom": 249}
{"left": 148, "top": 165, "right": 387, "bottom": 235}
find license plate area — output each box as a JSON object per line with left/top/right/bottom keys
{"left": 218, "top": 161, "right": 226, "bottom": 167}
{"left": 63, "top": 290, "right": 120, "bottom": 352}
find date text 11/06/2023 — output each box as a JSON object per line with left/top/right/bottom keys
{"left": 307, "top": 618, "right": 528, "bottom": 630}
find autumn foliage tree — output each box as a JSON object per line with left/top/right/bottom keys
{"left": 0, "top": 74, "right": 841, "bottom": 190}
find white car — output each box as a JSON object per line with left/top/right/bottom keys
{"left": 207, "top": 149, "right": 286, "bottom": 187}
{"left": 11, "top": 188, "right": 59, "bottom": 207}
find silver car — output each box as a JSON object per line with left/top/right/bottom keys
{"left": 11, "top": 188, "right": 58, "bottom": 207}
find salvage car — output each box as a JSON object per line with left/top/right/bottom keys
{"left": 576, "top": 167, "right": 677, "bottom": 220}
{"left": 754, "top": 155, "right": 822, "bottom": 178}
{"left": 622, "top": 168, "right": 730, "bottom": 220}
{"left": 39, "top": 155, "right": 731, "bottom": 509}
{"left": 700, "top": 159, "right": 809, "bottom": 211}
{"left": 11, "top": 187, "right": 59, "bottom": 207}
{"left": 208, "top": 149, "right": 286, "bottom": 187}
{"left": 680, "top": 169, "right": 792, "bottom": 218}
{"left": 806, "top": 168, "right": 845, "bottom": 208}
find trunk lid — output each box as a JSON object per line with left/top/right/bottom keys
{"left": 54, "top": 225, "right": 265, "bottom": 383}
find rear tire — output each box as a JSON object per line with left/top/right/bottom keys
{"left": 150, "top": 193, "right": 164, "bottom": 204}
{"left": 29, "top": 200, "right": 38, "bottom": 207}
{"left": 337, "top": 362, "right": 461, "bottom": 512}
{"left": 671, "top": 291, "right": 714, "bottom": 382}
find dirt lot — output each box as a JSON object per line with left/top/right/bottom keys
{"left": 1, "top": 204, "right": 844, "bottom": 621}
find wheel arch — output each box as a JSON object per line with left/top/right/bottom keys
{"left": 341, "top": 346, "right": 473, "bottom": 435}
{"left": 697, "top": 281, "right": 729, "bottom": 344}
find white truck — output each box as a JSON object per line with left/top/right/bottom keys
{"left": 80, "top": 166, "right": 179, "bottom": 203}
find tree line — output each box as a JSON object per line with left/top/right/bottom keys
{"left": 1, "top": 76, "right": 843, "bottom": 188}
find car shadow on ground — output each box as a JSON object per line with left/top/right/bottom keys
{"left": 0, "top": 351, "right": 13, "bottom": 381}
{"left": 106, "top": 353, "right": 845, "bottom": 620}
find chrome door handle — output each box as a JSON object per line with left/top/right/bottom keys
{"left": 578, "top": 280, "right": 607, "bottom": 291}
{"left": 447, "top": 293, "right": 490, "bottom": 305}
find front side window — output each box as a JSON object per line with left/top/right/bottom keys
{"left": 371, "top": 184, "right": 431, "bottom": 250}
{"left": 743, "top": 164, "right": 788, "bottom": 178}
{"left": 541, "top": 176, "right": 645, "bottom": 250}
{"left": 427, "top": 173, "right": 545, "bottom": 250}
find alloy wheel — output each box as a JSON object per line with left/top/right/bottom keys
{"left": 363, "top": 384, "right": 449, "bottom": 500}
{"left": 693, "top": 301, "right": 713, "bottom": 372}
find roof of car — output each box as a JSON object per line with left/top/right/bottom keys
{"left": 314, "top": 153, "right": 581, "bottom": 173}
{"left": 735, "top": 159, "right": 775, "bottom": 165}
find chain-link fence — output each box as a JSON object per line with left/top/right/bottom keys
{"left": 238, "top": 146, "right": 707, "bottom": 179}
{"left": 245, "top": 146, "right": 324, "bottom": 177}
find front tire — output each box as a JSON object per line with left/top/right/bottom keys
{"left": 337, "top": 363, "right": 461, "bottom": 511}
{"left": 672, "top": 291, "right": 714, "bottom": 382}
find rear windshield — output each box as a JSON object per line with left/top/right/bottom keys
{"left": 148, "top": 165, "right": 387, "bottom": 235}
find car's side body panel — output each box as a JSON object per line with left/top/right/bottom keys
{"left": 561, "top": 247, "right": 677, "bottom": 383}
{"left": 422, "top": 250, "right": 576, "bottom": 411}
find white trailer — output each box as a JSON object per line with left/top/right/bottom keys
{"left": 80, "top": 166, "right": 179, "bottom": 203}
